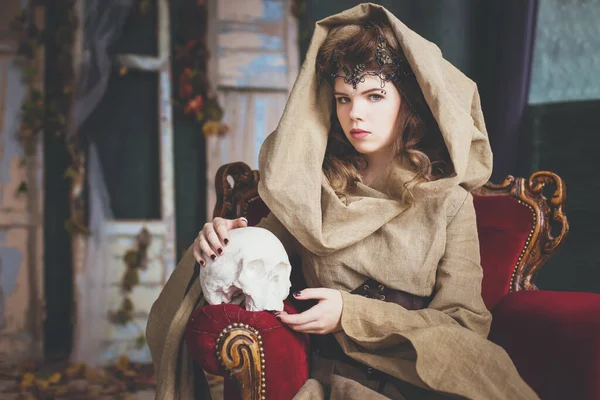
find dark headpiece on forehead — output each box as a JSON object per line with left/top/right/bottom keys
{"left": 331, "top": 36, "right": 414, "bottom": 91}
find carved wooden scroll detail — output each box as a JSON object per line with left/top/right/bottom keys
{"left": 474, "top": 171, "right": 569, "bottom": 291}
{"left": 213, "top": 162, "right": 261, "bottom": 220}
{"left": 215, "top": 323, "right": 266, "bottom": 400}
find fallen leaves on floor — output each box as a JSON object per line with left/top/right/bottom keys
{"left": 0, "top": 355, "right": 155, "bottom": 399}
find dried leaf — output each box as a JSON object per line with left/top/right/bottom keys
{"left": 116, "top": 355, "right": 130, "bottom": 372}
{"left": 65, "top": 363, "right": 85, "bottom": 379}
{"left": 47, "top": 372, "right": 62, "bottom": 385}
{"left": 136, "top": 228, "right": 152, "bottom": 249}
{"left": 15, "top": 181, "right": 28, "bottom": 196}
{"left": 20, "top": 372, "right": 36, "bottom": 388}
{"left": 135, "top": 333, "right": 147, "bottom": 349}
{"left": 123, "top": 250, "right": 140, "bottom": 268}
{"left": 121, "top": 269, "right": 140, "bottom": 292}
{"left": 35, "top": 378, "right": 49, "bottom": 391}
{"left": 123, "top": 370, "right": 137, "bottom": 378}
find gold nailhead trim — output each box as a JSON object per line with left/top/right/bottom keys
{"left": 510, "top": 200, "right": 536, "bottom": 291}
{"left": 215, "top": 323, "right": 267, "bottom": 399}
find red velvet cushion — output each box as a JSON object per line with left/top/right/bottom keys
{"left": 473, "top": 195, "right": 534, "bottom": 310}
{"left": 185, "top": 300, "right": 310, "bottom": 400}
{"left": 490, "top": 290, "right": 600, "bottom": 400}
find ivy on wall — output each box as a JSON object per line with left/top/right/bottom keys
{"left": 11, "top": 0, "right": 89, "bottom": 237}
{"left": 108, "top": 228, "right": 152, "bottom": 329}
{"left": 173, "top": 0, "right": 229, "bottom": 137}
{"left": 131, "top": 0, "right": 228, "bottom": 137}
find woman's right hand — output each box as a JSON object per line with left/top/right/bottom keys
{"left": 192, "top": 216, "right": 248, "bottom": 265}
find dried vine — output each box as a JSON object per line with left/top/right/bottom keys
{"left": 108, "top": 228, "right": 152, "bottom": 332}
{"left": 10, "top": 7, "right": 44, "bottom": 156}
{"left": 173, "top": 0, "right": 229, "bottom": 137}
{"left": 11, "top": 0, "right": 88, "bottom": 236}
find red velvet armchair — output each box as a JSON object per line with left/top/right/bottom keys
{"left": 185, "top": 162, "right": 600, "bottom": 400}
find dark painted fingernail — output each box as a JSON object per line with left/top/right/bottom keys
{"left": 293, "top": 291, "right": 302, "bottom": 297}
{"left": 224, "top": 238, "right": 229, "bottom": 245}
{"left": 217, "top": 248, "right": 223, "bottom": 255}
{"left": 241, "top": 217, "right": 248, "bottom": 224}
{"left": 276, "top": 316, "right": 281, "bottom": 320}
{"left": 199, "top": 260, "right": 205, "bottom": 266}
{"left": 210, "top": 254, "right": 216, "bottom": 261}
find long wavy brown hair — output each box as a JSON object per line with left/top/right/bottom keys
{"left": 317, "top": 19, "right": 452, "bottom": 199}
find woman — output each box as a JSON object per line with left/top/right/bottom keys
{"left": 147, "top": 4, "right": 539, "bottom": 399}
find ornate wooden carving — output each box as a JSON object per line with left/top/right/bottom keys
{"left": 213, "top": 162, "right": 261, "bottom": 220}
{"left": 473, "top": 171, "right": 569, "bottom": 291}
{"left": 215, "top": 323, "right": 266, "bottom": 400}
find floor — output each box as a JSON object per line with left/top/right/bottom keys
{"left": 0, "top": 358, "right": 225, "bottom": 399}
{"left": 0, "top": 360, "right": 225, "bottom": 399}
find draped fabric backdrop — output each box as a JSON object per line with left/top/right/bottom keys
{"left": 476, "top": 1, "right": 539, "bottom": 182}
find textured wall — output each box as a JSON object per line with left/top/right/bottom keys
{"left": 0, "top": 53, "right": 45, "bottom": 365}
{"left": 205, "top": 0, "right": 297, "bottom": 218}
{"left": 529, "top": 0, "right": 600, "bottom": 104}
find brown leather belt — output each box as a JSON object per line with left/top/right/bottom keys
{"left": 311, "top": 278, "right": 431, "bottom": 382}
{"left": 350, "top": 278, "right": 431, "bottom": 309}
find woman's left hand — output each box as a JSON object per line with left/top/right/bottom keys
{"left": 276, "top": 288, "right": 343, "bottom": 334}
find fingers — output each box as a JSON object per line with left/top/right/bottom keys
{"left": 196, "top": 230, "right": 218, "bottom": 262}
{"left": 277, "top": 306, "right": 321, "bottom": 326}
{"left": 203, "top": 222, "right": 224, "bottom": 256}
{"left": 192, "top": 239, "right": 205, "bottom": 266}
{"left": 193, "top": 217, "right": 248, "bottom": 266}
{"left": 213, "top": 218, "right": 231, "bottom": 247}
{"left": 293, "top": 288, "right": 332, "bottom": 301}
{"left": 209, "top": 217, "right": 247, "bottom": 248}
{"left": 277, "top": 310, "right": 328, "bottom": 334}
{"left": 228, "top": 217, "right": 248, "bottom": 230}
{"left": 287, "top": 321, "right": 327, "bottom": 334}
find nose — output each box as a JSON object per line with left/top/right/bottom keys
{"left": 349, "top": 98, "right": 364, "bottom": 121}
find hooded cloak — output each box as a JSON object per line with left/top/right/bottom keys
{"left": 147, "top": 3, "right": 538, "bottom": 399}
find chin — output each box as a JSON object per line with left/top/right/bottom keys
{"left": 350, "top": 143, "right": 380, "bottom": 155}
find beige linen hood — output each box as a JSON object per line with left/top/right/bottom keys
{"left": 258, "top": 2, "right": 493, "bottom": 256}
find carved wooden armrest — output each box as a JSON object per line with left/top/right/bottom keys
{"left": 473, "top": 171, "right": 569, "bottom": 291}
{"left": 215, "top": 323, "right": 267, "bottom": 400}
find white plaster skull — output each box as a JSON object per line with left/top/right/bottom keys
{"left": 199, "top": 227, "right": 292, "bottom": 312}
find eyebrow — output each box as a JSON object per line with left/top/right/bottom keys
{"left": 334, "top": 88, "right": 383, "bottom": 96}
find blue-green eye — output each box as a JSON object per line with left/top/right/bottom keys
{"left": 369, "top": 94, "right": 383, "bottom": 102}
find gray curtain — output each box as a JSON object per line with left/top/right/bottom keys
{"left": 72, "top": 0, "right": 134, "bottom": 137}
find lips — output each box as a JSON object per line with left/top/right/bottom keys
{"left": 350, "top": 128, "right": 371, "bottom": 139}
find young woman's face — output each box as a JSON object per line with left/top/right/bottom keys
{"left": 334, "top": 73, "right": 402, "bottom": 159}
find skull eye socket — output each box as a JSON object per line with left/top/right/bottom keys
{"left": 238, "top": 260, "right": 266, "bottom": 283}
